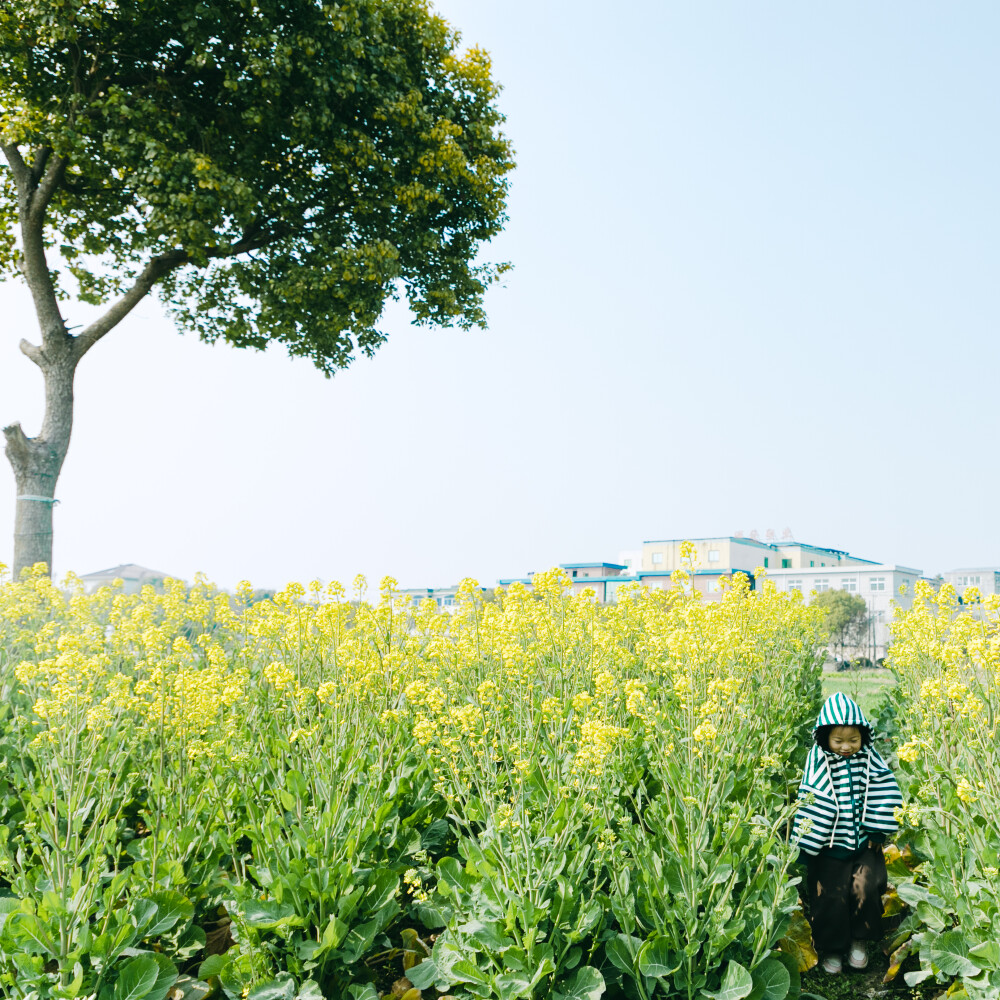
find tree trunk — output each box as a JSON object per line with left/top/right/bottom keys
{"left": 4, "top": 352, "right": 77, "bottom": 579}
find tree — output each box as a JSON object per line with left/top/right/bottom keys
{"left": 0, "top": 0, "right": 513, "bottom": 576}
{"left": 811, "top": 589, "right": 870, "bottom": 662}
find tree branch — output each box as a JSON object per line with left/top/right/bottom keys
{"left": 29, "top": 146, "right": 52, "bottom": 184}
{"left": 71, "top": 222, "right": 291, "bottom": 361}
{"left": 2, "top": 423, "right": 31, "bottom": 467}
{"left": 27, "top": 152, "right": 67, "bottom": 224}
{"left": 72, "top": 250, "right": 187, "bottom": 360}
{"left": 73, "top": 223, "right": 290, "bottom": 361}
{"left": 19, "top": 339, "right": 45, "bottom": 368}
{"left": 5, "top": 147, "right": 69, "bottom": 345}
{"left": 212, "top": 221, "right": 289, "bottom": 257}
{"left": 0, "top": 143, "right": 31, "bottom": 199}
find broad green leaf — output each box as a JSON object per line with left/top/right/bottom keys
{"left": 438, "top": 856, "right": 473, "bottom": 894}
{"left": 0, "top": 896, "right": 19, "bottom": 933}
{"left": 553, "top": 965, "right": 605, "bottom": 1000}
{"left": 346, "top": 987, "right": 378, "bottom": 1000}
{"left": 969, "top": 940, "right": 1000, "bottom": 970}
{"left": 338, "top": 917, "right": 380, "bottom": 964}
{"left": 420, "top": 819, "right": 452, "bottom": 853}
{"left": 169, "top": 977, "right": 210, "bottom": 1000}
{"left": 494, "top": 973, "right": 531, "bottom": 1000}
{"left": 321, "top": 916, "right": 348, "bottom": 950}
{"left": 143, "top": 955, "right": 180, "bottom": 1000}
{"left": 769, "top": 951, "right": 800, "bottom": 998}
{"left": 709, "top": 864, "right": 734, "bottom": 885}
{"left": 219, "top": 955, "right": 256, "bottom": 1000}
{"left": 914, "top": 900, "right": 947, "bottom": 932}
{"left": 451, "top": 959, "right": 490, "bottom": 985}
{"left": 246, "top": 974, "right": 295, "bottom": 1000}
{"left": 175, "top": 925, "right": 207, "bottom": 960}
{"left": 895, "top": 882, "right": 930, "bottom": 906}
{"left": 197, "top": 955, "right": 226, "bottom": 981}
{"left": 145, "top": 892, "right": 194, "bottom": 937}
{"left": 405, "top": 960, "right": 438, "bottom": 990}
{"left": 113, "top": 956, "right": 160, "bottom": 1000}
{"left": 5, "top": 912, "right": 57, "bottom": 956}
{"left": 459, "top": 919, "right": 514, "bottom": 952}
{"left": 705, "top": 961, "right": 754, "bottom": 1000}
{"left": 604, "top": 934, "right": 641, "bottom": 977}
{"left": 637, "top": 936, "right": 680, "bottom": 979}
{"left": 748, "top": 958, "right": 789, "bottom": 1000}
{"left": 283, "top": 769, "right": 308, "bottom": 798}
{"left": 131, "top": 900, "right": 159, "bottom": 935}
{"left": 927, "top": 931, "right": 981, "bottom": 977}
{"left": 528, "top": 955, "right": 557, "bottom": 989}
{"left": 365, "top": 868, "right": 399, "bottom": 911}
{"left": 240, "top": 900, "right": 300, "bottom": 930}
{"left": 664, "top": 861, "right": 685, "bottom": 896}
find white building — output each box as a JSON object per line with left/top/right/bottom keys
{"left": 767, "top": 563, "right": 924, "bottom": 660}
{"left": 617, "top": 550, "right": 642, "bottom": 574}
{"left": 943, "top": 568, "right": 1000, "bottom": 599}
{"left": 79, "top": 563, "right": 176, "bottom": 594}
{"left": 399, "top": 584, "right": 490, "bottom": 610}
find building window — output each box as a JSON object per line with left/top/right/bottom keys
{"left": 763, "top": 557, "right": 769, "bottom": 568}
{"left": 708, "top": 549, "right": 720, "bottom": 563}
{"left": 810, "top": 560, "right": 814, "bottom": 567}
{"left": 788, "top": 579, "right": 802, "bottom": 592}
{"left": 652, "top": 552, "right": 663, "bottom": 565}
{"left": 958, "top": 575, "right": 981, "bottom": 587}
{"left": 842, "top": 579, "right": 858, "bottom": 592}
{"left": 869, "top": 577, "right": 886, "bottom": 592}
{"left": 782, "top": 559, "right": 791, "bottom": 568}
{"left": 815, "top": 579, "right": 829, "bottom": 592}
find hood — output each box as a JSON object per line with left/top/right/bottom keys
{"left": 814, "top": 692, "right": 871, "bottom": 733}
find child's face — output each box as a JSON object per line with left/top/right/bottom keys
{"left": 829, "top": 725, "right": 863, "bottom": 757}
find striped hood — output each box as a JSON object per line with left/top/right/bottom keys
{"left": 815, "top": 690, "right": 869, "bottom": 730}
{"left": 791, "top": 693, "right": 903, "bottom": 856}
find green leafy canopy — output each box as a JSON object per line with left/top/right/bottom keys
{"left": 0, "top": 0, "right": 514, "bottom": 373}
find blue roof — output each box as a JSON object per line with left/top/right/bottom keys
{"left": 561, "top": 562, "right": 628, "bottom": 570}
{"left": 639, "top": 568, "right": 755, "bottom": 578}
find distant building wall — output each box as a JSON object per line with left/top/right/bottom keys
{"left": 767, "top": 564, "right": 923, "bottom": 659}
{"left": 943, "top": 569, "right": 1000, "bottom": 598}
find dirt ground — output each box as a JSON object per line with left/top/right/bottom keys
{"left": 800, "top": 945, "right": 947, "bottom": 1000}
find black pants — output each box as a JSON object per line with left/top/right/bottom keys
{"left": 805, "top": 844, "right": 887, "bottom": 953}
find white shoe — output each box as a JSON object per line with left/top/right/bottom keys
{"left": 848, "top": 941, "right": 868, "bottom": 970}
{"left": 822, "top": 954, "right": 843, "bottom": 974}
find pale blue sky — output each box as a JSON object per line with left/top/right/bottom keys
{"left": 1, "top": 1, "right": 997, "bottom": 588}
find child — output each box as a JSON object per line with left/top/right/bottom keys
{"left": 790, "top": 692, "right": 903, "bottom": 974}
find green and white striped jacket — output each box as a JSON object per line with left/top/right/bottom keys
{"left": 791, "top": 692, "right": 903, "bottom": 856}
